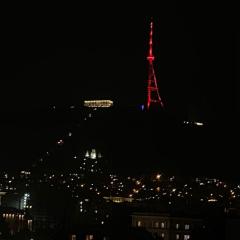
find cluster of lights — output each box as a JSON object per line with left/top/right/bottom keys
{"left": 1, "top": 167, "right": 240, "bottom": 215}
{"left": 2, "top": 213, "right": 25, "bottom": 220}
{"left": 183, "top": 121, "right": 204, "bottom": 126}
{"left": 83, "top": 100, "right": 113, "bottom": 108}
{"left": 57, "top": 139, "right": 64, "bottom": 145}
{"left": 20, "top": 171, "right": 31, "bottom": 175}
{"left": 22, "top": 193, "right": 30, "bottom": 209}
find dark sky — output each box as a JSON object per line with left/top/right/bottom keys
{"left": 1, "top": 3, "right": 237, "bottom": 120}
{"left": 0, "top": 3, "right": 238, "bottom": 176}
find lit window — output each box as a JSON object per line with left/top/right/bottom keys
{"left": 184, "top": 235, "right": 190, "bottom": 240}
{"left": 161, "top": 222, "right": 165, "bottom": 228}
{"left": 185, "top": 224, "right": 190, "bottom": 230}
{"left": 176, "top": 223, "right": 180, "bottom": 229}
{"left": 70, "top": 235, "right": 76, "bottom": 240}
{"left": 28, "top": 220, "right": 33, "bottom": 231}
{"left": 137, "top": 221, "right": 142, "bottom": 227}
{"left": 86, "top": 235, "right": 94, "bottom": 240}
{"left": 154, "top": 222, "right": 159, "bottom": 228}
{"left": 161, "top": 233, "right": 165, "bottom": 239}
{"left": 176, "top": 234, "right": 180, "bottom": 240}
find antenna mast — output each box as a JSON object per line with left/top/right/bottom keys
{"left": 147, "top": 20, "right": 164, "bottom": 109}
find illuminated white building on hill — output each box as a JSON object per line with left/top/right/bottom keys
{"left": 83, "top": 100, "right": 113, "bottom": 108}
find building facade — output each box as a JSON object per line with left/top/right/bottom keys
{"left": 132, "top": 212, "right": 202, "bottom": 240}
{"left": 0, "top": 206, "right": 32, "bottom": 235}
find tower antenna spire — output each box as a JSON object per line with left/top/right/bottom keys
{"left": 147, "top": 19, "right": 164, "bottom": 109}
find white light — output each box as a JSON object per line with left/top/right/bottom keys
{"left": 208, "top": 198, "right": 217, "bottom": 202}
{"left": 90, "top": 149, "right": 96, "bottom": 159}
{"left": 194, "top": 122, "right": 204, "bottom": 126}
{"left": 57, "top": 139, "right": 64, "bottom": 145}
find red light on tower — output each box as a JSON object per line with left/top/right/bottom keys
{"left": 147, "top": 20, "right": 164, "bottom": 109}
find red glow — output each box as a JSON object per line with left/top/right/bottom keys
{"left": 147, "top": 21, "right": 164, "bottom": 109}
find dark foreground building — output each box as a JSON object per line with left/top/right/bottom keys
{"left": 131, "top": 212, "right": 203, "bottom": 240}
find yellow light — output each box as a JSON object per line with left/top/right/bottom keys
{"left": 156, "top": 174, "right": 161, "bottom": 180}
{"left": 133, "top": 189, "right": 139, "bottom": 193}
{"left": 84, "top": 100, "right": 113, "bottom": 108}
{"left": 136, "top": 180, "right": 141, "bottom": 185}
{"left": 208, "top": 198, "right": 217, "bottom": 202}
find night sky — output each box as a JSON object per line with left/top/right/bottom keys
{"left": 0, "top": 3, "right": 238, "bottom": 177}
{"left": 1, "top": 3, "right": 236, "bottom": 115}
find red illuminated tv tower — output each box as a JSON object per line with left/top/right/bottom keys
{"left": 147, "top": 20, "right": 164, "bottom": 109}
